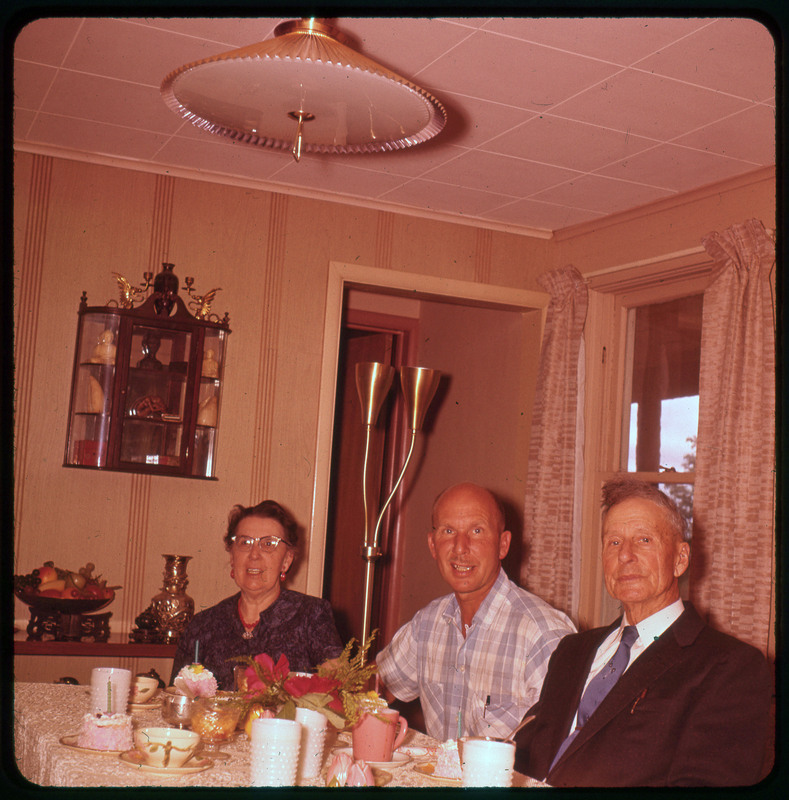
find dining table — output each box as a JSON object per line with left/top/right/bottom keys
{"left": 13, "top": 682, "right": 545, "bottom": 788}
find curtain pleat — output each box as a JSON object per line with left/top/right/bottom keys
{"left": 690, "top": 218, "right": 775, "bottom": 655}
{"left": 521, "top": 266, "right": 588, "bottom": 618}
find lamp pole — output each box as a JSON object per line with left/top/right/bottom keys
{"left": 355, "top": 363, "right": 441, "bottom": 648}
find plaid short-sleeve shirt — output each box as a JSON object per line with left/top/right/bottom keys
{"left": 376, "top": 569, "right": 575, "bottom": 741}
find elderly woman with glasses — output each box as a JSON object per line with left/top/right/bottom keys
{"left": 170, "top": 500, "right": 344, "bottom": 690}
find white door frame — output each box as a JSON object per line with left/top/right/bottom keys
{"left": 305, "top": 261, "right": 549, "bottom": 597}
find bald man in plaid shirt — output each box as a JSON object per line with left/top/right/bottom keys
{"left": 377, "top": 482, "right": 575, "bottom": 741}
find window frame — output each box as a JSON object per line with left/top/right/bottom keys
{"left": 576, "top": 253, "right": 714, "bottom": 629}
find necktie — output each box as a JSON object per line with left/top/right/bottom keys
{"left": 550, "top": 625, "right": 639, "bottom": 770}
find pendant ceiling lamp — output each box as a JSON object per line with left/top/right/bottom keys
{"left": 161, "top": 18, "right": 447, "bottom": 162}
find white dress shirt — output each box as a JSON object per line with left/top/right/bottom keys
{"left": 568, "top": 598, "right": 684, "bottom": 733}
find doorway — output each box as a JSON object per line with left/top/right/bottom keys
{"left": 307, "top": 262, "right": 549, "bottom": 643}
{"left": 323, "top": 311, "right": 417, "bottom": 650}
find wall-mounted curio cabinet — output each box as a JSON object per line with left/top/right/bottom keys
{"left": 64, "top": 263, "right": 231, "bottom": 479}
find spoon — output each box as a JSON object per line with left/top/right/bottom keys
{"left": 505, "top": 714, "right": 535, "bottom": 743}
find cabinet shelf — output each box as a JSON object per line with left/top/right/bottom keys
{"left": 127, "top": 367, "right": 188, "bottom": 381}
{"left": 14, "top": 634, "right": 177, "bottom": 659}
{"left": 124, "top": 416, "right": 183, "bottom": 424}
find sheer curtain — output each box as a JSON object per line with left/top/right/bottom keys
{"left": 521, "top": 266, "right": 588, "bottom": 618}
{"left": 690, "top": 219, "right": 776, "bottom": 656}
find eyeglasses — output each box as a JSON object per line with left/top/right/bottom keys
{"left": 231, "top": 535, "right": 290, "bottom": 551}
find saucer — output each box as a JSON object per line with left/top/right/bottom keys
{"left": 119, "top": 750, "right": 213, "bottom": 775}
{"left": 334, "top": 746, "right": 411, "bottom": 768}
{"left": 129, "top": 699, "right": 163, "bottom": 712}
{"left": 413, "top": 762, "right": 461, "bottom": 785}
{"left": 59, "top": 735, "right": 125, "bottom": 756}
{"left": 399, "top": 745, "right": 429, "bottom": 757}
{"left": 372, "top": 768, "right": 392, "bottom": 787}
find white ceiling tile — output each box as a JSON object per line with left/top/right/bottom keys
{"left": 480, "top": 17, "right": 711, "bottom": 65}
{"left": 422, "top": 150, "right": 579, "bottom": 197}
{"left": 595, "top": 143, "right": 758, "bottom": 192}
{"left": 417, "top": 28, "right": 619, "bottom": 110}
{"left": 531, "top": 173, "right": 675, "bottom": 214}
{"left": 41, "top": 72, "right": 182, "bottom": 133}
{"left": 13, "top": 17, "right": 84, "bottom": 66}
{"left": 380, "top": 179, "right": 514, "bottom": 217}
{"left": 673, "top": 105, "right": 775, "bottom": 164}
{"left": 482, "top": 115, "right": 657, "bottom": 172}
{"left": 553, "top": 69, "right": 751, "bottom": 140}
{"left": 28, "top": 114, "right": 174, "bottom": 161}
{"left": 484, "top": 197, "right": 604, "bottom": 230}
{"left": 14, "top": 62, "right": 57, "bottom": 110}
{"left": 633, "top": 18, "right": 776, "bottom": 101}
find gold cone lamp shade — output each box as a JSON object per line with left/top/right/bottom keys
{"left": 161, "top": 18, "right": 446, "bottom": 162}
{"left": 400, "top": 366, "right": 441, "bottom": 431}
{"left": 355, "top": 362, "right": 395, "bottom": 427}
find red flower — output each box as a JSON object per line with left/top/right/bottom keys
{"left": 245, "top": 652, "right": 290, "bottom": 691}
{"left": 284, "top": 673, "right": 344, "bottom": 713}
{"left": 327, "top": 695, "right": 345, "bottom": 714}
{"left": 284, "top": 673, "right": 339, "bottom": 698}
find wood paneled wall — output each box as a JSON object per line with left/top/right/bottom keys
{"left": 12, "top": 151, "right": 774, "bottom": 682}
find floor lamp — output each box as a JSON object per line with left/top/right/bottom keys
{"left": 355, "top": 362, "right": 441, "bottom": 648}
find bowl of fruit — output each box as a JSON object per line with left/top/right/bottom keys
{"left": 14, "top": 561, "right": 120, "bottom": 615}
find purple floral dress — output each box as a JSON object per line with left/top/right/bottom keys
{"left": 170, "top": 590, "right": 344, "bottom": 689}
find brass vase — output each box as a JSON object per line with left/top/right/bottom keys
{"left": 150, "top": 554, "right": 195, "bottom": 643}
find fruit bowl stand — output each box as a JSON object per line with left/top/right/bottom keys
{"left": 14, "top": 588, "right": 115, "bottom": 642}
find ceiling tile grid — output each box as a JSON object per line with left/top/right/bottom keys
{"left": 12, "top": 16, "right": 776, "bottom": 236}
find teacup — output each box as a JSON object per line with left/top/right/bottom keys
{"left": 90, "top": 667, "right": 131, "bottom": 715}
{"left": 134, "top": 727, "right": 200, "bottom": 769}
{"left": 352, "top": 708, "right": 408, "bottom": 763}
{"left": 161, "top": 687, "right": 194, "bottom": 728}
{"left": 459, "top": 736, "right": 515, "bottom": 787}
{"left": 131, "top": 675, "right": 160, "bottom": 704}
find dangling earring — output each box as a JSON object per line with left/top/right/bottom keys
{"left": 280, "top": 572, "right": 287, "bottom": 581}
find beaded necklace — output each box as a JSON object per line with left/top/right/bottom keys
{"left": 238, "top": 598, "right": 259, "bottom": 640}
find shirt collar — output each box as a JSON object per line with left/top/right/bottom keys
{"left": 625, "top": 597, "right": 684, "bottom": 644}
{"left": 445, "top": 567, "right": 507, "bottom": 628}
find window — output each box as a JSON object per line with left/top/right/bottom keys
{"left": 624, "top": 293, "right": 702, "bottom": 536}
{"left": 577, "top": 254, "right": 714, "bottom": 628}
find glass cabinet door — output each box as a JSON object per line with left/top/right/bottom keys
{"left": 119, "top": 323, "right": 192, "bottom": 470}
{"left": 64, "top": 313, "right": 120, "bottom": 468}
{"left": 192, "top": 328, "right": 227, "bottom": 477}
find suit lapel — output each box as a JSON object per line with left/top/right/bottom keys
{"left": 547, "top": 623, "right": 618, "bottom": 751}
{"left": 557, "top": 606, "right": 704, "bottom": 765}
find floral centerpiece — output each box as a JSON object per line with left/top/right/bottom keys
{"left": 232, "top": 634, "right": 386, "bottom": 730}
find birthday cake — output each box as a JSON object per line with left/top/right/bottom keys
{"left": 176, "top": 663, "right": 218, "bottom": 698}
{"left": 434, "top": 739, "right": 462, "bottom": 780}
{"left": 76, "top": 712, "right": 133, "bottom": 751}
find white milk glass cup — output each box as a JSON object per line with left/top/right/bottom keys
{"left": 249, "top": 717, "right": 302, "bottom": 786}
{"left": 461, "top": 738, "right": 516, "bottom": 787}
{"left": 295, "top": 707, "right": 328, "bottom": 781}
{"left": 90, "top": 667, "right": 132, "bottom": 714}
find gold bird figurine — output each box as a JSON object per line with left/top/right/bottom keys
{"left": 113, "top": 272, "right": 146, "bottom": 309}
{"left": 189, "top": 287, "right": 222, "bottom": 320}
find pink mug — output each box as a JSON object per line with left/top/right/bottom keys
{"left": 352, "top": 708, "right": 408, "bottom": 762}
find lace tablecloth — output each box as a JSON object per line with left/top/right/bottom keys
{"left": 13, "top": 682, "right": 544, "bottom": 788}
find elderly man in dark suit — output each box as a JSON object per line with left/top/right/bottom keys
{"left": 514, "top": 477, "right": 772, "bottom": 787}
